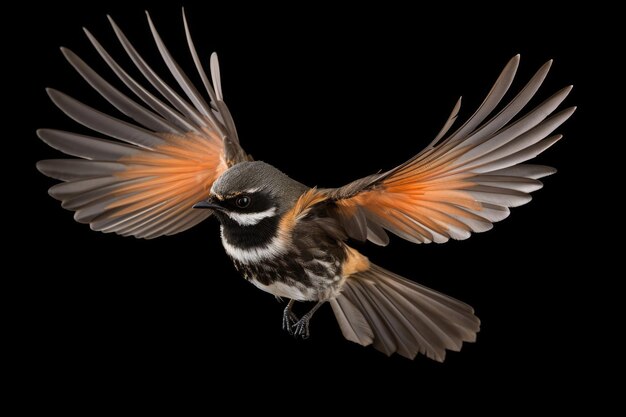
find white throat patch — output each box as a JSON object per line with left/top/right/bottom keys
{"left": 225, "top": 207, "right": 277, "bottom": 226}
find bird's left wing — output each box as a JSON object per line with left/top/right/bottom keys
{"left": 37, "top": 11, "right": 249, "bottom": 239}
{"left": 326, "top": 56, "right": 574, "bottom": 245}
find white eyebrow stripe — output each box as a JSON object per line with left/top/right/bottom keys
{"left": 225, "top": 207, "right": 277, "bottom": 226}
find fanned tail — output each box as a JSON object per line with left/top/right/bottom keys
{"left": 330, "top": 264, "right": 479, "bottom": 361}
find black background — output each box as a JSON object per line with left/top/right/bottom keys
{"left": 10, "top": 0, "right": 611, "bottom": 411}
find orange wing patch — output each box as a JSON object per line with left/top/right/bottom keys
{"left": 90, "top": 130, "right": 228, "bottom": 238}
{"left": 337, "top": 159, "right": 484, "bottom": 243}
{"left": 111, "top": 130, "right": 227, "bottom": 216}
{"left": 279, "top": 188, "right": 328, "bottom": 235}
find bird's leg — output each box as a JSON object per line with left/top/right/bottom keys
{"left": 292, "top": 301, "right": 325, "bottom": 339}
{"left": 282, "top": 299, "right": 299, "bottom": 334}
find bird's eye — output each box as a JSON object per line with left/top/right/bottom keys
{"left": 235, "top": 196, "right": 251, "bottom": 208}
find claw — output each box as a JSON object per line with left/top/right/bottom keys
{"left": 282, "top": 304, "right": 299, "bottom": 334}
{"left": 284, "top": 301, "right": 323, "bottom": 339}
{"left": 292, "top": 317, "right": 311, "bottom": 339}
{"left": 282, "top": 311, "right": 299, "bottom": 334}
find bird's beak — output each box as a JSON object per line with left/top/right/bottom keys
{"left": 193, "top": 196, "right": 223, "bottom": 210}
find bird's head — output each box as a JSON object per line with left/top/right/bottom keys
{"left": 194, "top": 161, "right": 307, "bottom": 228}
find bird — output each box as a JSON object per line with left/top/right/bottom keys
{"left": 36, "top": 11, "right": 574, "bottom": 361}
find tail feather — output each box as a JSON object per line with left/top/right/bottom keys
{"left": 332, "top": 264, "right": 480, "bottom": 361}
{"left": 374, "top": 279, "right": 462, "bottom": 357}
{"left": 345, "top": 282, "right": 399, "bottom": 356}
{"left": 355, "top": 280, "right": 426, "bottom": 358}
{"left": 330, "top": 295, "right": 373, "bottom": 346}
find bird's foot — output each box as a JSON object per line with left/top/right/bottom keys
{"left": 282, "top": 306, "right": 299, "bottom": 334}
{"left": 291, "top": 316, "right": 312, "bottom": 339}
{"left": 290, "top": 301, "right": 324, "bottom": 339}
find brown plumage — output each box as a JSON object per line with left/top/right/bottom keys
{"left": 37, "top": 11, "right": 574, "bottom": 360}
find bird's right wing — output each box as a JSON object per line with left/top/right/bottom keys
{"left": 37, "top": 11, "right": 249, "bottom": 239}
{"left": 327, "top": 56, "right": 574, "bottom": 245}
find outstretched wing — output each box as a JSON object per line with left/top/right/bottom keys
{"left": 329, "top": 55, "right": 574, "bottom": 245}
{"left": 37, "top": 11, "right": 249, "bottom": 239}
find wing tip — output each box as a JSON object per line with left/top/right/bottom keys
{"left": 45, "top": 88, "right": 70, "bottom": 107}
{"left": 59, "top": 46, "right": 75, "bottom": 62}
{"left": 538, "top": 58, "right": 554, "bottom": 74}
{"left": 35, "top": 128, "right": 47, "bottom": 140}
{"left": 453, "top": 96, "right": 462, "bottom": 112}
{"left": 561, "top": 84, "right": 574, "bottom": 95}
{"left": 562, "top": 106, "right": 577, "bottom": 120}
{"left": 35, "top": 160, "right": 49, "bottom": 175}
{"left": 503, "top": 54, "right": 521, "bottom": 75}
{"left": 45, "top": 87, "right": 59, "bottom": 100}
{"left": 539, "top": 166, "right": 558, "bottom": 177}
{"left": 82, "top": 27, "right": 97, "bottom": 43}
{"left": 106, "top": 14, "right": 119, "bottom": 31}
{"left": 145, "top": 10, "right": 156, "bottom": 31}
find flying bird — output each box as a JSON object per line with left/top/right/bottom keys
{"left": 37, "top": 11, "right": 574, "bottom": 361}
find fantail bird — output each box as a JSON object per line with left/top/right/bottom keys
{"left": 36, "top": 11, "right": 574, "bottom": 361}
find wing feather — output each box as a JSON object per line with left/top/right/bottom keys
{"left": 38, "top": 13, "right": 248, "bottom": 238}
{"left": 83, "top": 28, "right": 194, "bottom": 133}
{"left": 60, "top": 47, "right": 179, "bottom": 134}
{"left": 106, "top": 15, "right": 207, "bottom": 129}
{"left": 146, "top": 12, "right": 215, "bottom": 122}
{"left": 330, "top": 56, "right": 573, "bottom": 244}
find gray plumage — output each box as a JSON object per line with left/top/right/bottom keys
{"left": 211, "top": 161, "right": 308, "bottom": 214}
